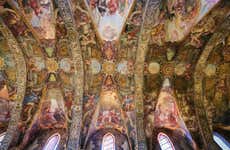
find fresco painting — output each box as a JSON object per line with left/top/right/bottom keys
{"left": 22, "top": 0, "right": 55, "bottom": 40}
{"left": 154, "top": 79, "right": 196, "bottom": 148}
{"left": 86, "top": 90, "right": 126, "bottom": 136}
{"left": 19, "top": 87, "right": 67, "bottom": 149}
{"left": 164, "top": 0, "right": 221, "bottom": 42}
{"left": 86, "top": 0, "right": 135, "bottom": 41}
{"left": 0, "top": 39, "right": 17, "bottom": 135}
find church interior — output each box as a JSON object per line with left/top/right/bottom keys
{"left": 0, "top": 0, "right": 229, "bottom": 149}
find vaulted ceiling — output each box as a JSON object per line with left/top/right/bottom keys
{"left": 0, "top": 0, "right": 229, "bottom": 150}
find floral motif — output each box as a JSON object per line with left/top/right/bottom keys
{"left": 148, "top": 62, "right": 160, "bottom": 75}
{"left": 46, "top": 58, "right": 59, "bottom": 73}
{"left": 86, "top": 0, "right": 134, "bottom": 41}
{"left": 102, "top": 61, "right": 116, "bottom": 75}
{"left": 162, "top": 63, "right": 174, "bottom": 77}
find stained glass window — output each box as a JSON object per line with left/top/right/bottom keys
{"left": 102, "top": 133, "right": 115, "bottom": 150}
{"left": 158, "top": 132, "right": 175, "bottom": 150}
{"left": 0, "top": 132, "right": 6, "bottom": 146}
{"left": 213, "top": 132, "right": 230, "bottom": 150}
{"left": 43, "top": 133, "right": 60, "bottom": 150}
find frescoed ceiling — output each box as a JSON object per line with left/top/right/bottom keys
{"left": 0, "top": 0, "right": 229, "bottom": 150}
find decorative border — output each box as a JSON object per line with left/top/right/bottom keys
{"left": 194, "top": 16, "right": 230, "bottom": 150}
{"left": 56, "top": 0, "right": 84, "bottom": 149}
{"left": 134, "top": 0, "right": 161, "bottom": 149}
{"left": 0, "top": 17, "right": 27, "bottom": 150}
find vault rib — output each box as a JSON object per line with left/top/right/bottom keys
{"left": 0, "top": 17, "right": 27, "bottom": 150}
{"left": 194, "top": 15, "right": 230, "bottom": 150}
{"left": 134, "top": 0, "right": 161, "bottom": 149}
{"left": 56, "top": 0, "right": 84, "bottom": 149}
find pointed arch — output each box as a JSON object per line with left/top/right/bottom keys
{"left": 102, "top": 133, "right": 115, "bottom": 150}
{"left": 43, "top": 133, "right": 61, "bottom": 150}
{"left": 213, "top": 132, "right": 230, "bottom": 150}
{"left": 157, "top": 132, "right": 175, "bottom": 150}
{"left": 0, "top": 132, "right": 6, "bottom": 146}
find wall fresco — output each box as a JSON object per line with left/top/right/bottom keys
{"left": 154, "top": 79, "right": 196, "bottom": 148}
{"left": 21, "top": 0, "right": 55, "bottom": 40}
{"left": 151, "top": 0, "right": 221, "bottom": 44}
{"left": 0, "top": 38, "right": 16, "bottom": 133}
{"left": 85, "top": 0, "right": 135, "bottom": 41}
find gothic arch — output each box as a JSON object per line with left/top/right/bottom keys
{"left": 102, "top": 133, "right": 115, "bottom": 150}
{"left": 85, "top": 128, "right": 130, "bottom": 150}
{"left": 157, "top": 132, "right": 175, "bottom": 150}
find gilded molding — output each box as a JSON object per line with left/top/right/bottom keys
{"left": 0, "top": 17, "right": 27, "bottom": 150}
{"left": 56, "top": 0, "right": 84, "bottom": 149}
{"left": 194, "top": 16, "right": 230, "bottom": 150}
{"left": 134, "top": 0, "right": 161, "bottom": 149}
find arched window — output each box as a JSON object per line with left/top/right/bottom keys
{"left": 157, "top": 132, "right": 175, "bottom": 150}
{"left": 0, "top": 132, "right": 6, "bottom": 146}
{"left": 213, "top": 132, "right": 230, "bottom": 150}
{"left": 102, "top": 133, "right": 115, "bottom": 150}
{"left": 43, "top": 133, "right": 60, "bottom": 150}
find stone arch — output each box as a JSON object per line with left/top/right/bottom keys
{"left": 102, "top": 133, "right": 115, "bottom": 150}
{"left": 85, "top": 128, "right": 130, "bottom": 150}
